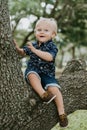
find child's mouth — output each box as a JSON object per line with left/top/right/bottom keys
{"left": 40, "top": 36, "right": 45, "bottom": 38}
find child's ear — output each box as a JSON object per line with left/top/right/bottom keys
{"left": 52, "top": 32, "right": 56, "bottom": 38}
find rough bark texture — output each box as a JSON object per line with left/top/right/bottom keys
{"left": 0, "top": 1, "right": 87, "bottom": 130}
{"left": 59, "top": 59, "right": 87, "bottom": 114}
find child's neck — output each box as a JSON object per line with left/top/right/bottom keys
{"left": 38, "top": 39, "right": 52, "bottom": 46}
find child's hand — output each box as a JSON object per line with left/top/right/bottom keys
{"left": 13, "top": 39, "right": 19, "bottom": 49}
{"left": 13, "top": 39, "right": 25, "bottom": 56}
{"left": 27, "top": 42, "right": 36, "bottom": 52}
{"left": 13, "top": 39, "right": 17, "bottom": 46}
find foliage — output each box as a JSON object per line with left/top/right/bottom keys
{"left": 8, "top": 0, "right": 87, "bottom": 65}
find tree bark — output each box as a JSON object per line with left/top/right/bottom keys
{"left": 59, "top": 59, "right": 87, "bottom": 114}
{"left": 0, "top": 1, "right": 87, "bottom": 130}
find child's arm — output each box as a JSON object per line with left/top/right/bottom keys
{"left": 27, "top": 42, "right": 53, "bottom": 61}
{"left": 13, "top": 40, "right": 26, "bottom": 56}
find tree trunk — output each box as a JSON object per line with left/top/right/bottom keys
{"left": 0, "top": 1, "right": 87, "bottom": 130}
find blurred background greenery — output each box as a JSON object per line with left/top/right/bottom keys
{"left": 8, "top": 0, "right": 87, "bottom": 74}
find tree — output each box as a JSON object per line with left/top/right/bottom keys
{"left": 0, "top": 1, "right": 58, "bottom": 129}
{"left": 0, "top": 0, "right": 87, "bottom": 130}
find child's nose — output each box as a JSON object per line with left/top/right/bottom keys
{"left": 40, "top": 30, "right": 44, "bottom": 33}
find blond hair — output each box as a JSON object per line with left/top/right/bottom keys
{"left": 35, "top": 17, "right": 58, "bottom": 35}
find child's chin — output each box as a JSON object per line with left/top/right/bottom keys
{"left": 39, "top": 40, "right": 47, "bottom": 43}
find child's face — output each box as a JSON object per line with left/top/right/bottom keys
{"left": 35, "top": 21, "right": 55, "bottom": 43}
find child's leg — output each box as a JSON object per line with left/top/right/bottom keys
{"left": 27, "top": 73, "right": 56, "bottom": 103}
{"left": 47, "top": 86, "right": 65, "bottom": 115}
{"left": 28, "top": 73, "right": 68, "bottom": 127}
{"left": 47, "top": 86, "right": 68, "bottom": 127}
{"left": 28, "top": 73, "right": 45, "bottom": 97}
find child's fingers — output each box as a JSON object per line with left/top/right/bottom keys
{"left": 27, "top": 42, "right": 32, "bottom": 46}
{"left": 13, "top": 39, "right": 17, "bottom": 45}
{"left": 13, "top": 39, "right": 19, "bottom": 49}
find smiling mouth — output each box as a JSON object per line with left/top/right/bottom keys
{"left": 40, "top": 36, "right": 45, "bottom": 38}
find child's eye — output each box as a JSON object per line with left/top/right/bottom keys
{"left": 37, "top": 29, "right": 42, "bottom": 32}
{"left": 44, "top": 29, "right": 48, "bottom": 32}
